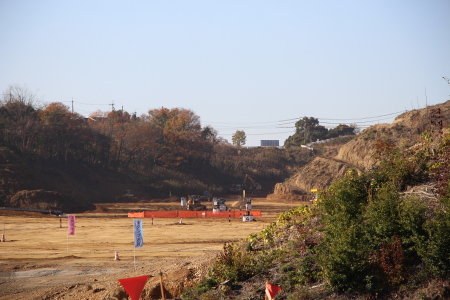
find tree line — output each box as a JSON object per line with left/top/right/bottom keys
{"left": 0, "top": 85, "right": 320, "bottom": 193}
{"left": 284, "top": 116, "right": 356, "bottom": 147}
{"left": 0, "top": 85, "right": 223, "bottom": 169}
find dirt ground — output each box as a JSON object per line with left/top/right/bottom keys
{"left": 0, "top": 197, "right": 303, "bottom": 300}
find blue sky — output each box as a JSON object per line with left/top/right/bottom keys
{"left": 1, "top": 0, "right": 449, "bottom": 146}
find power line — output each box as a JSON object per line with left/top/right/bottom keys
{"left": 76, "top": 101, "right": 110, "bottom": 106}
{"left": 319, "top": 116, "right": 397, "bottom": 125}
{"left": 12, "top": 97, "right": 405, "bottom": 135}
{"left": 248, "top": 130, "right": 294, "bottom": 136}
{"left": 318, "top": 111, "right": 404, "bottom": 121}
{"left": 216, "top": 112, "right": 402, "bottom": 138}
{"left": 207, "top": 111, "right": 403, "bottom": 132}
{"left": 219, "top": 130, "right": 295, "bottom": 136}
{"left": 278, "top": 111, "right": 404, "bottom": 123}
{"left": 53, "top": 100, "right": 110, "bottom": 106}
{"left": 43, "top": 100, "right": 405, "bottom": 127}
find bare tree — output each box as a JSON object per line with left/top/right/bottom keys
{"left": 0, "top": 84, "right": 40, "bottom": 152}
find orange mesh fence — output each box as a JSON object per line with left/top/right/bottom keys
{"left": 144, "top": 211, "right": 178, "bottom": 218}
{"left": 252, "top": 211, "right": 262, "bottom": 217}
{"left": 128, "top": 210, "right": 262, "bottom": 218}
{"left": 127, "top": 212, "right": 145, "bottom": 218}
{"left": 179, "top": 211, "right": 204, "bottom": 218}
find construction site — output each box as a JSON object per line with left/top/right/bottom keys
{"left": 0, "top": 195, "right": 302, "bottom": 299}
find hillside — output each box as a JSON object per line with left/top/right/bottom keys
{"left": 0, "top": 146, "right": 312, "bottom": 213}
{"left": 0, "top": 149, "right": 137, "bottom": 212}
{"left": 2, "top": 101, "right": 450, "bottom": 214}
{"left": 271, "top": 100, "right": 450, "bottom": 199}
{"left": 0, "top": 101, "right": 314, "bottom": 213}
{"left": 334, "top": 101, "right": 450, "bottom": 169}
{"left": 3, "top": 100, "right": 450, "bottom": 299}
{"left": 182, "top": 100, "right": 450, "bottom": 299}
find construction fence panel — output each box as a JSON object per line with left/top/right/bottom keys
{"left": 178, "top": 211, "right": 204, "bottom": 218}
{"left": 128, "top": 210, "right": 262, "bottom": 218}
{"left": 143, "top": 211, "right": 178, "bottom": 218}
{"left": 127, "top": 212, "right": 145, "bottom": 218}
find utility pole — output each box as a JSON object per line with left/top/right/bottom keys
{"left": 71, "top": 98, "right": 74, "bottom": 114}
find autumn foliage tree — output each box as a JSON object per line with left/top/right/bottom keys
{"left": 146, "top": 108, "right": 204, "bottom": 168}
{"left": 232, "top": 130, "right": 246, "bottom": 146}
{"left": 38, "top": 102, "right": 87, "bottom": 161}
{"left": 84, "top": 107, "right": 214, "bottom": 170}
{"left": 0, "top": 86, "right": 310, "bottom": 195}
{"left": 88, "top": 109, "right": 144, "bottom": 168}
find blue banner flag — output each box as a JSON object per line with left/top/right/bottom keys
{"left": 133, "top": 219, "right": 144, "bottom": 248}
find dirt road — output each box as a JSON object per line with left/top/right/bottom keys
{"left": 0, "top": 198, "right": 301, "bottom": 299}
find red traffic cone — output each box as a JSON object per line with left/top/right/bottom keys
{"left": 1, "top": 234, "right": 5, "bottom": 242}
{"left": 114, "top": 251, "right": 120, "bottom": 260}
{"left": 179, "top": 218, "right": 183, "bottom": 224}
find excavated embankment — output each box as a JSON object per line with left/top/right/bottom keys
{"left": 270, "top": 100, "right": 450, "bottom": 199}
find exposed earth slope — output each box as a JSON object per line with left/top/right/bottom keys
{"left": 271, "top": 100, "right": 450, "bottom": 198}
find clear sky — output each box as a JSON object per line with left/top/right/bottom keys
{"left": 1, "top": 0, "right": 449, "bottom": 146}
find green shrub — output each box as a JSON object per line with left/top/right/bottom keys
{"left": 318, "top": 222, "right": 377, "bottom": 293}
{"left": 419, "top": 211, "right": 450, "bottom": 276}
{"left": 281, "top": 256, "right": 320, "bottom": 291}
{"left": 181, "top": 277, "right": 219, "bottom": 300}
{"left": 398, "top": 195, "right": 427, "bottom": 247}
{"left": 201, "top": 206, "right": 313, "bottom": 291}
{"left": 185, "top": 132, "right": 450, "bottom": 298}
{"left": 209, "top": 243, "right": 275, "bottom": 283}
{"left": 364, "top": 184, "right": 403, "bottom": 245}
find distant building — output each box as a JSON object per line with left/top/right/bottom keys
{"left": 261, "top": 140, "right": 279, "bottom": 147}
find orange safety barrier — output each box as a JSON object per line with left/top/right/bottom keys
{"left": 128, "top": 212, "right": 145, "bottom": 218}
{"left": 128, "top": 210, "right": 262, "bottom": 218}
{"left": 145, "top": 211, "right": 178, "bottom": 218}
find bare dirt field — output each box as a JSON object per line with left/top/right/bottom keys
{"left": 0, "top": 197, "right": 303, "bottom": 300}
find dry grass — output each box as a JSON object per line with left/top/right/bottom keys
{"left": 0, "top": 197, "right": 299, "bottom": 299}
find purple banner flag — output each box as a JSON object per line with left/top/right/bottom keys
{"left": 68, "top": 215, "right": 76, "bottom": 235}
